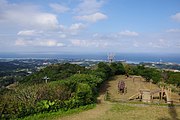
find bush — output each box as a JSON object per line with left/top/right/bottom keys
{"left": 75, "top": 83, "right": 93, "bottom": 106}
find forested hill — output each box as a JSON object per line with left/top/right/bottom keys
{"left": 21, "top": 63, "right": 87, "bottom": 84}
{"left": 4, "top": 62, "right": 180, "bottom": 87}
{"left": 0, "top": 62, "right": 180, "bottom": 119}
{"left": 0, "top": 62, "right": 125, "bottom": 119}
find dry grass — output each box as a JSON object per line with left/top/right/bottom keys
{"left": 108, "top": 75, "right": 180, "bottom": 103}
{"left": 96, "top": 103, "right": 180, "bottom": 120}
{"left": 107, "top": 75, "right": 159, "bottom": 101}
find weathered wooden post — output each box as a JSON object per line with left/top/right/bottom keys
{"left": 160, "top": 86, "right": 163, "bottom": 100}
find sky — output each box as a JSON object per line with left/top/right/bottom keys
{"left": 0, "top": 0, "right": 180, "bottom": 54}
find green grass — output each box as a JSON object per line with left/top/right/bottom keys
{"left": 96, "top": 103, "right": 180, "bottom": 120}
{"left": 110, "top": 104, "right": 136, "bottom": 113}
{"left": 16, "top": 104, "right": 96, "bottom": 120}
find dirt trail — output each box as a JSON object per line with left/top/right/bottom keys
{"left": 59, "top": 102, "right": 111, "bottom": 120}
{"left": 59, "top": 81, "right": 111, "bottom": 120}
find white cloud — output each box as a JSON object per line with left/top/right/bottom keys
{"left": 92, "top": 31, "right": 140, "bottom": 41}
{"left": 34, "top": 13, "right": 59, "bottom": 29}
{"left": 57, "top": 42, "right": 65, "bottom": 47}
{"left": 15, "top": 39, "right": 29, "bottom": 46}
{"left": 69, "top": 23, "right": 86, "bottom": 34}
{"left": 119, "top": 30, "right": 139, "bottom": 37}
{"left": 71, "top": 39, "right": 86, "bottom": 46}
{"left": 0, "top": 0, "right": 59, "bottom": 30}
{"left": 50, "top": 3, "right": 70, "bottom": 13}
{"left": 75, "top": 12, "right": 107, "bottom": 22}
{"left": 69, "top": 23, "right": 85, "bottom": 30}
{"left": 15, "top": 39, "right": 65, "bottom": 47}
{"left": 148, "top": 39, "right": 170, "bottom": 48}
{"left": 15, "top": 23, "right": 86, "bottom": 41}
{"left": 17, "top": 30, "right": 43, "bottom": 36}
{"left": 70, "top": 39, "right": 108, "bottom": 48}
{"left": 166, "top": 28, "right": 180, "bottom": 33}
{"left": 58, "top": 23, "right": 86, "bottom": 35}
{"left": 74, "top": 0, "right": 105, "bottom": 15}
{"left": 59, "top": 34, "right": 67, "bottom": 38}
{"left": 73, "top": 0, "right": 107, "bottom": 23}
{"left": 171, "top": 12, "right": 180, "bottom": 22}
{"left": 39, "top": 40, "right": 57, "bottom": 47}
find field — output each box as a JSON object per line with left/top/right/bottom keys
{"left": 58, "top": 75, "right": 180, "bottom": 120}
{"left": 59, "top": 103, "right": 180, "bottom": 120}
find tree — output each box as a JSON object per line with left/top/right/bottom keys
{"left": 23, "top": 63, "right": 86, "bottom": 84}
{"left": 124, "top": 64, "right": 135, "bottom": 76}
{"left": 117, "top": 62, "right": 125, "bottom": 75}
{"left": 167, "top": 72, "right": 180, "bottom": 86}
{"left": 96, "top": 62, "right": 112, "bottom": 79}
{"left": 110, "top": 63, "right": 119, "bottom": 75}
{"left": 110, "top": 62, "right": 125, "bottom": 75}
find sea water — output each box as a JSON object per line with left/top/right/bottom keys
{"left": 0, "top": 53, "right": 180, "bottom": 64}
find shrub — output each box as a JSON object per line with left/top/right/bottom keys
{"left": 75, "top": 83, "right": 93, "bottom": 106}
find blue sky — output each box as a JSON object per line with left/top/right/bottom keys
{"left": 0, "top": 0, "right": 180, "bottom": 54}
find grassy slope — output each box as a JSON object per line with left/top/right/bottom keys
{"left": 58, "top": 75, "right": 180, "bottom": 120}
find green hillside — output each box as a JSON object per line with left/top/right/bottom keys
{"left": 0, "top": 62, "right": 180, "bottom": 120}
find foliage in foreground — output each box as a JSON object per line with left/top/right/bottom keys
{"left": 17, "top": 104, "right": 95, "bottom": 120}
{"left": 0, "top": 62, "right": 122, "bottom": 119}
{"left": 0, "top": 62, "right": 180, "bottom": 119}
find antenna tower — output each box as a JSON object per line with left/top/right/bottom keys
{"left": 108, "top": 53, "right": 115, "bottom": 63}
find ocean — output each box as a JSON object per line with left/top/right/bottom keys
{"left": 0, "top": 53, "right": 180, "bottom": 64}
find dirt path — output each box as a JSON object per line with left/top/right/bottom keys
{"left": 59, "top": 93, "right": 111, "bottom": 120}
{"left": 59, "top": 102, "right": 111, "bottom": 120}
{"left": 58, "top": 80, "right": 112, "bottom": 120}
